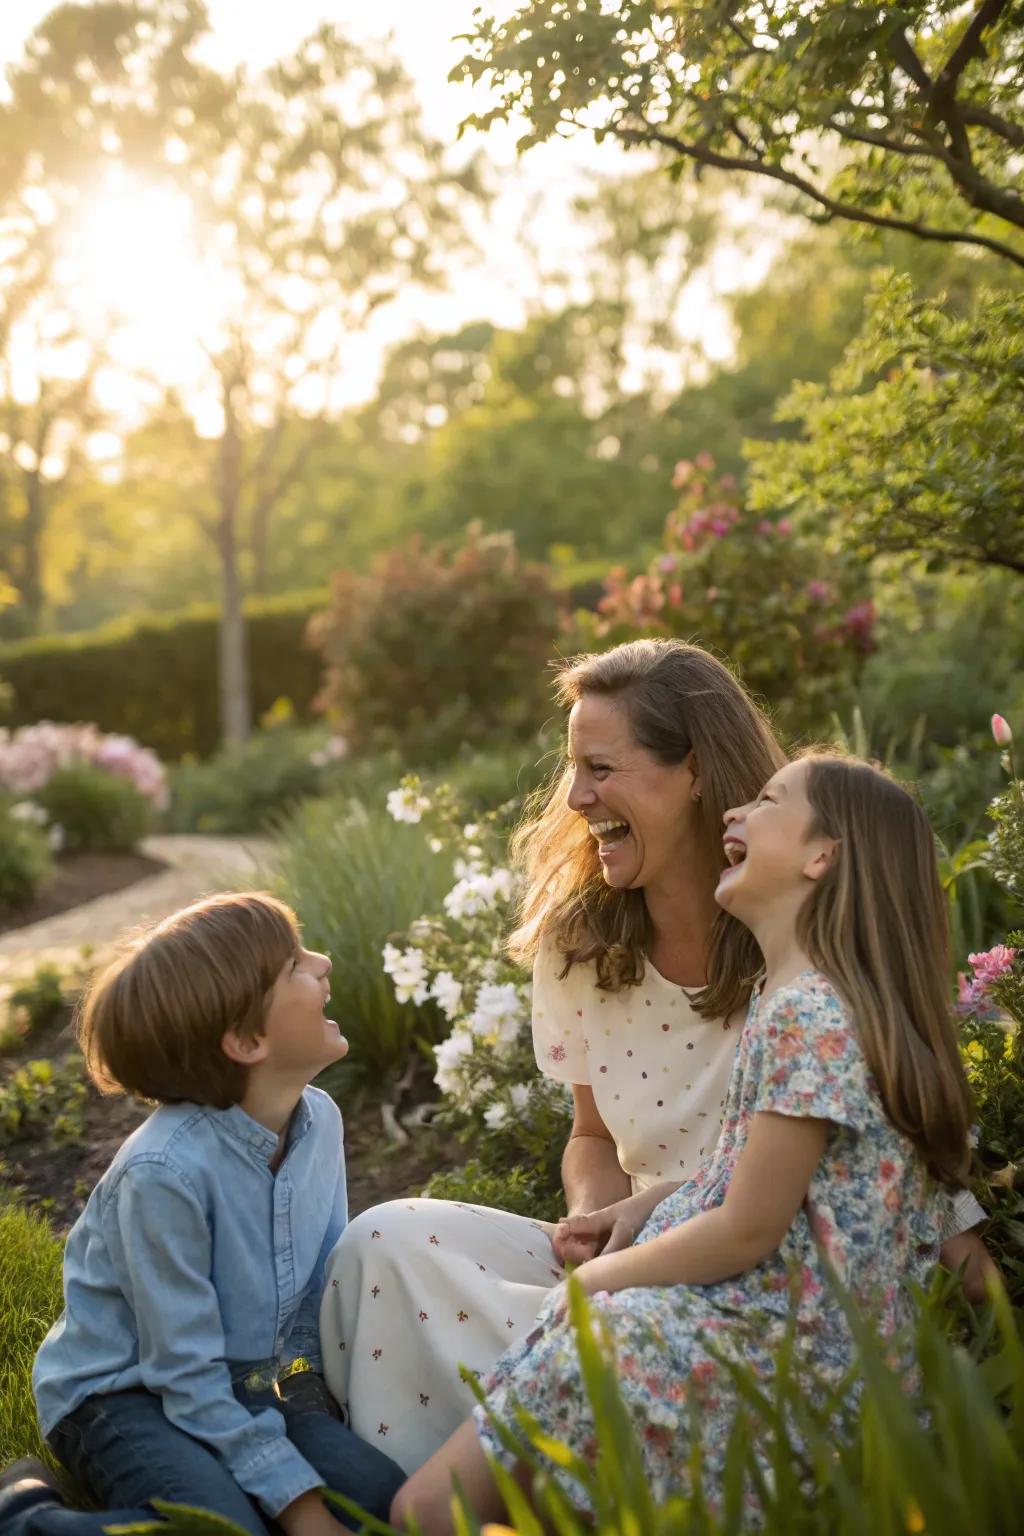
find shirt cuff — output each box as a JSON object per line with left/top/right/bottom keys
{"left": 231, "top": 1433, "right": 325, "bottom": 1518}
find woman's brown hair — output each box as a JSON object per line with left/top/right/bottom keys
{"left": 796, "top": 753, "right": 973, "bottom": 1186}
{"left": 509, "top": 638, "right": 786, "bottom": 1021}
{"left": 77, "top": 892, "right": 300, "bottom": 1109}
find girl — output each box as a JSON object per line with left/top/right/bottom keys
{"left": 390, "top": 753, "right": 976, "bottom": 1529}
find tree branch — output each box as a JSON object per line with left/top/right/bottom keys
{"left": 887, "top": 30, "right": 933, "bottom": 93}
{"left": 827, "top": 119, "right": 939, "bottom": 159}
{"left": 959, "top": 103, "right": 1024, "bottom": 149}
{"left": 613, "top": 125, "right": 1024, "bottom": 269}
{"left": 934, "top": 0, "right": 1011, "bottom": 99}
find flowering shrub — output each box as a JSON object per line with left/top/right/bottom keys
{"left": 309, "top": 529, "right": 561, "bottom": 762}
{"left": 0, "top": 723, "right": 165, "bottom": 857}
{"left": 34, "top": 765, "right": 153, "bottom": 855}
{"left": 571, "top": 455, "right": 873, "bottom": 739}
{"left": 0, "top": 722, "right": 167, "bottom": 809}
{"left": 956, "top": 714, "right": 1024, "bottom": 1300}
{"left": 381, "top": 775, "right": 571, "bottom": 1215}
{"left": 0, "top": 799, "right": 53, "bottom": 912}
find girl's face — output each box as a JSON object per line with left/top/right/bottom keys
{"left": 566, "top": 693, "right": 698, "bottom": 894}
{"left": 715, "top": 760, "right": 834, "bottom": 917}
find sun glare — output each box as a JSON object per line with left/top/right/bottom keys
{"left": 59, "top": 174, "right": 234, "bottom": 406}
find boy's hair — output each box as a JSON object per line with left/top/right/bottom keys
{"left": 77, "top": 891, "right": 300, "bottom": 1109}
{"left": 797, "top": 752, "right": 973, "bottom": 1188}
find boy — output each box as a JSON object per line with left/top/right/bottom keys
{"left": 0, "top": 893, "right": 403, "bottom": 1536}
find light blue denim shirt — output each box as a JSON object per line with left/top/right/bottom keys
{"left": 33, "top": 1085, "right": 347, "bottom": 1517}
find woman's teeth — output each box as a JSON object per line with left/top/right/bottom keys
{"left": 590, "top": 819, "right": 630, "bottom": 849}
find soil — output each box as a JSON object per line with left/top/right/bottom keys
{"left": 0, "top": 850, "right": 168, "bottom": 936}
{"left": 0, "top": 1007, "right": 467, "bottom": 1232}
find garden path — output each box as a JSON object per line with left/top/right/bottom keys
{"left": 0, "top": 833, "right": 277, "bottom": 992}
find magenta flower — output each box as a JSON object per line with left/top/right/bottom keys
{"left": 805, "top": 579, "right": 831, "bottom": 603}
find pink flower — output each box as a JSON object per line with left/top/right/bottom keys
{"left": 671, "top": 460, "right": 694, "bottom": 489}
{"left": 694, "top": 450, "right": 715, "bottom": 472}
{"left": 956, "top": 972, "right": 991, "bottom": 1016}
{"left": 968, "top": 945, "right": 1016, "bottom": 985}
{"left": 658, "top": 553, "right": 679, "bottom": 572}
{"left": 805, "top": 579, "right": 831, "bottom": 603}
{"left": 777, "top": 518, "right": 792, "bottom": 536}
{"left": 756, "top": 520, "right": 774, "bottom": 537}
{"left": 991, "top": 713, "right": 1013, "bottom": 747}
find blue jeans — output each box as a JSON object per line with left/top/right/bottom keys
{"left": 2, "top": 1383, "right": 404, "bottom": 1536}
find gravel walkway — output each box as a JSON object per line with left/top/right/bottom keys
{"left": 0, "top": 834, "right": 277, "bottom": 993}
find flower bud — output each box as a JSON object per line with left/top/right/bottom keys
{"left": 991, "top": 713, "right": 1013, "bottom": 747}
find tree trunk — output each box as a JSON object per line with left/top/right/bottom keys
{"left": 19, "top": 468, "right": 45, "bottom": 630}
{"left": 251, "top": 496, "right": 270, "bottom": 597}
{"left": 217, "top": 387, "right": 252, "bottom": 744}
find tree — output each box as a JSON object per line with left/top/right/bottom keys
{"left": 746, "top": 273, "right": 1024, "bottom": 578}
{"left": 458, "top": 1, "right": 1024, "bottom": 267}
{"left": 5, "top": 3, "right": 482, "bottom": 741}
{"left": 0, "top": 202, "right": 105, "bottom": 636}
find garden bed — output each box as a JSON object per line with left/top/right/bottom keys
{"left": 0, "top": 849, "right": 167, "bottom": 936}
{"left": 0, "top": 1002, "right": 465, "bottom": 1231}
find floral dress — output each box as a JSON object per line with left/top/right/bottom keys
{"left": 474, "top": 971, "right": 948, "bottom": 1512}
{"left": 320, "top": 943, "right": 739, "bottom": 1472}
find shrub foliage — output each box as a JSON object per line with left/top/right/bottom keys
{"left": 309, "top": 530, "right": 561, "bottom": 762}
{"left": 0, "top": 593, "right": 325, "bottom": 761}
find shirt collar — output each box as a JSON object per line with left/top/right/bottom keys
{"left": 211, "top": 1094, "right": 313, "bottom": 1166}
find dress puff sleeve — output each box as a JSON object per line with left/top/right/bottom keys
{"left": 531, "top": 935, "right": 591, "bottom": 1085}
{"left": 752, "top": 975, "right": 870, "bottom": 1133}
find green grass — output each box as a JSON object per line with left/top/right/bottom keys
{"left": 0, "top": 1200, "right": 63, "bottom": 1466}
{"left": 271, "top": 794, "right": 454, "bottom": 1087}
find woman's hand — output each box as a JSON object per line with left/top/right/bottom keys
{"left": 556, "top": 1183, "right": 679, "bottom": 1266}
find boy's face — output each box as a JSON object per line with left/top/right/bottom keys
{"left": 259, "top": 943, "right": 348, "bottom": 1078}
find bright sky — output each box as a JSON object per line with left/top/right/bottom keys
{"left": 0, "top": 1, "right": 775, "bottom": 452}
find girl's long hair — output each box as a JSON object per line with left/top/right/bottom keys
{"left": 508, "top": 638, "right": 785, "bottom": 1022}
{"left": 798, "top": 753, "right": 973, "bottom": 1187}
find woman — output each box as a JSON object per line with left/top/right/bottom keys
{"left": 320, "top": 639, "right": 987, "bottom": 1473}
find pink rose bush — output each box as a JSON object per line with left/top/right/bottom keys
{"left": 0, "top": 722, "right": 168, "bottom": 811}
{"left": 957, "top": 945, "right": 1017, "bottom": 1018}
{"left": 571, "top": 454, "right": 874, "bottom": 738}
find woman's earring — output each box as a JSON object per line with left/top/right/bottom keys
{"left": 693, "top": 790, "right": 702, "bottom": 803}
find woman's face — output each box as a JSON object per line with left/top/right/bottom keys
{"left": 566, "top": 693, "right": 698, "bottom": 893}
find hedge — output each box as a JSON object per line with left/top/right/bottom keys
{"left": 0, "top": 592, "right": 327, "bottom": 761}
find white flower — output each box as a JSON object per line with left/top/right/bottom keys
{"left": 443, "top": 866, "right": 515, "bottom": 921}
{"left": 309, "top": 751, "right": 327, "bottom": 767}
{"left": 386, "top": 785, "right": 431, "bottom": 824}
{"left": 430, "top": 970, "right": 463, "bottom": 1021}
{"left": 381, "top": 943, "right": 429, "bottom": 1005}
{"left": 467, "top": 982, "right": 524, "bottom": 1044}
{"left": 433, "top": 1028, "right": 475, "bottom": 1096}
{"left": 10, "top": 801, "right": 47, "bottom": 826}
{"left": 483, "top": 1102, "right": 509, "bottom": 1130}
{"left": 509, "top": 1083, "right": 531, "bottom": 1112}
{"left": 48, "top": 823, "right": 65, "bottom": 852}
{"left": 463, "top": 823, "right": 480, "bottom": 838}
{"left": 428, "top": 837, "right": 444, "bottom": 854}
